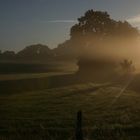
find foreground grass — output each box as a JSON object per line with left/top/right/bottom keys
{"left": 0, "top": 82, "right": 140, "bottom": 139}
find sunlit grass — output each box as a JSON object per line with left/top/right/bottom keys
{"left": 0, "top": 82, "right": 140, "bottom": 139}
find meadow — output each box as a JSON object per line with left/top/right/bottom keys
{"left": 0, "top": 71, "right": 140, "bottom": 139}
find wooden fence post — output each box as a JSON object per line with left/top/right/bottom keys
{"left": 75, "top": 110, "right": 83, "bottom": 140}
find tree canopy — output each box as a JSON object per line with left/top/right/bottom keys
{"left": 17, "top": 44, "right": 52, "bottom": 59}
{"left": 70, "top": 10, "right": 139, "bottom": 39}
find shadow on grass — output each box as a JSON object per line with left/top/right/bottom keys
{"left": 0, "top": 73, "right": 90, "bottom": 94}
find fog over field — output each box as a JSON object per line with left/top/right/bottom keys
{"left": 1, "top": 1, "right": 140, "bottom": 140}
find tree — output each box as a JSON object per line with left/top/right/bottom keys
{"left": 70, "top": 10, "right": 139, "bottom": 40}
{"left": 70, "top": 10, "right": 138, "bottom": 77}
{"left": 120, "top": 59, "right": 135, "bottom": 74}
{"left": 17, "top": 44, "right": 53, "bottom": 61}
{"left": 0, "top": 50, "right": 15, "bottom": 60}
{"left": 2, "top": 51, "right": 15, "bottom": 59}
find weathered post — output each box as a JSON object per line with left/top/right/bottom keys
{"left": 75, "top": 110, "right": 83, "bottom": 140}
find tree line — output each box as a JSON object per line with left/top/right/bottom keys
{"left": 0, "top": 9, "right": 139, "bottom": 65}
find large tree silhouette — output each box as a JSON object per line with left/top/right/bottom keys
{"left": 55, "top": 10, "right": 139, "bottom": 59}
{"left": 70, "top": 10, "right": 139, "bottom": 39}
{"left": 70, "top": 10, "right": 139, "bottom": 78}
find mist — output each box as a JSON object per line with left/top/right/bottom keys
{"left": 75, "top": 36, "right": 140, "bottom": 73}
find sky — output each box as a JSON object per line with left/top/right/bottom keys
{"left": 1, "top": 0, "right": 140, "bottom": 52}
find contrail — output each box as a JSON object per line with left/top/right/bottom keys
{"left": 47, "top": 20, "right": 77, "bottom": 23}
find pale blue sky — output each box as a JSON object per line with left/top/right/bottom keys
{"left": 1, "top": 0, "right": 140, "bottom": 51}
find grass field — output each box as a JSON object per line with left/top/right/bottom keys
{"left": 0, "top": 75, "right": 140, "bottom": 140}
{"left": 0, "top": 72, "right": 64, "bottom": 81}
{"left": 0, "top": 72, "right": 75, "bottom": 94}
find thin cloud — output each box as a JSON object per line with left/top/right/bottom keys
{"left": 127, "top": 15, "right": 140, "bottom": 28}
{"left": 47, "top": 20, "right": 77, "bottom": 23}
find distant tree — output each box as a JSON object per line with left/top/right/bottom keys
{"left": 120, "top": 59, "right": 135, "bottom": 74}
{"left": 2, "top": 51, "right": 15, "bottom": 57}
{"left": 17, "top": 44, "right": 53, "bottom": 61}
{"left": 2, "top": 50, "right": 15, "bottom": 55}
{"left": 0, "top": 51, "right": 15, "bottom": 60}
{"left": 0, "top": 50, "right": 1, "bottom": 58}
{"left": 52, "top": 40, "right": 79, "bottom": 61}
